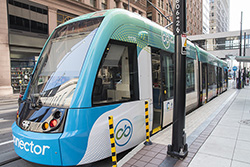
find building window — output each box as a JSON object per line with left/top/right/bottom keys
{"left": 101, "top": 0, "right": 107, "bottom": 9}
{"left": 8, "top": 0, "right": 48, "bottom": 34}
{"left": 123, "top": 3, "right": 128, "bottom": 9}
{"left": 31, "top": 20, "right": 48, "bottom": 34}
{"left": 115, "top": 1, "right": 119, "bottom": 8}
{"left": 147, "top": 12, "right": 152, "bottom": 20}
{"left": 90, "top": 0, "right": 97, "bottom": 7}
{"left": 158, "top": 13, "right": 160, "bottom": 23}
{"left": 147, "top": 0, "right": 152, "bottom": 7}
{"left": 92, "top": 41, "right": 139, "bottom": 105}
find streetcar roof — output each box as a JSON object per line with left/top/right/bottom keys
{"left": 57, "top": 9, "right": 227, "bottom": 67}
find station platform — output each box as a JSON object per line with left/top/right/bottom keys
{"left": 118, "top": 84, "right": 250, "bottom": 167}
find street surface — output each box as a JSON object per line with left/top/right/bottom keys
{"left": 0, "top": 95, "right": 20, "bottom": 166}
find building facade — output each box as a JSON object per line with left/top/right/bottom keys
{"left": 186, "top": 0, "right": 203, "bottom": 35}
{"left": 203, "top": 0, "right": 209, "bottom": 34}
{"left": 0, "top": 0, "right": 147, "bottom": 95}
{"left": 209, "top": 0, "right": 230, "bottom": 33}
{"left": 146, "top": 0, "right": 173, "bottom": 30}
{"left": 146, "top": 0, "right": 203, "bottom": 35}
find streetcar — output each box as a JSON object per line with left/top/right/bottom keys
{"left": 12, "top": 9, "right": 228, "bottom": 166}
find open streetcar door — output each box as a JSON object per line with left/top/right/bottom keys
{"left": 151, "top": 47, "right": 174, "bottom": 134}
{"left": 201, "top": 63, "right": 208, "bottom": 103}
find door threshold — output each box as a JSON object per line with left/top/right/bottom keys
{"left": 152, "top": 126, "right": 161, "bottom": 135}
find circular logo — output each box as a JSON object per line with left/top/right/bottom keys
{"left": 166, "top": 101, "right": 173, "bottom": 110}
{"left": 114, "top": 119, "right": 133, "bottom": 147}
{"left": 162, "top": 31, "right": 173, "bottom": 50}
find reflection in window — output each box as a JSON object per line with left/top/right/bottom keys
{"left": 186, "top": 58, "right": 195, "bottom": 93}
{"left": 57, "top": 10, "right": 77, "bottom": 26}
{"left": 162, "top": 52, "right": 174, "bottom": 99}
{"left": 28, "top": 17, "right": 103, "bottom": 107}
{"left": 208, "top": 64, "right": 216, "bottom": 89}
{"left": 93, "top": 41, "right": 138, "bottom": 105}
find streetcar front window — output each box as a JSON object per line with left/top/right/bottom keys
{"left": 28, "top": 17, "right": 103, "bottom": 107}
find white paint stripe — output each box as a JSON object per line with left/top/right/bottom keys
{"left": 0, "top": 140, "right": 13, "bottom": 146}
{"left": 0, "top": 127, "right": 13, "bottom": 134}
{"left": 0, "top": 108, "right": 18, "bottom": 114}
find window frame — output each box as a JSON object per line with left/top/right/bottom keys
{"left": 186, "top": 57, "right": 195, "bottom": 93}
{"left": 92, "top": 40, "right": 139, "bottom": 107}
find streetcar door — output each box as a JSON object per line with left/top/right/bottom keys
{"left": 202, "top": 63, "right": 208, "bottom": 103}
{"left": 218, "top": 67, "right": 222, "bottom": 94}
{"left": 151, "top": 48, "right": 173, "bottom": 134}
{"left": 151, "top": 49, "right": 163, "bottom": 133}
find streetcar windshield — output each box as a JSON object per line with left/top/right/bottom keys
{"left": 28, "top": 17, "right": 103, "bottom": 107}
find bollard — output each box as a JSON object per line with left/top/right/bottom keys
{"left": 108, "top": 116, "right": 117, "bottom": 167}
{"left": 144, "top": 100, "right": 152, "bottom": 145}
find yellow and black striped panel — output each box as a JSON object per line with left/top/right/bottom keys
{"left": 108, "top": 116, "right": 117, "bottom": 167}
{"left": 144, "top": 100, "right": 152, "bottom": 145}
{"left": 145, "top": 101, "right": 150, "bottom": 142}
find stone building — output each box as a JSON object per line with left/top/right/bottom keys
{"left": 146, "top": 0, "right": 203, "bottom": 35}
{"left": 0, "top": 0, "right": 147, "bottom": 95}
{"left": 209, "top": 0, "right": 230, "bottom": 33}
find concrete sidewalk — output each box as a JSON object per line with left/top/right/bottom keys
{"left": 118, "top": 86, "right": 250, "bottom": 167}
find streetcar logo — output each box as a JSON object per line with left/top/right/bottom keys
{"left": 114, "top": 119, "right": 133, "bottom": 147}
{"left": 22, "top": 120, "right": 30, "bottom": 129}
{"left": 166, "top": 101, "right": 173, "bottom": 110}
{"left": 13, "top": 135, "right": 50, "bottom": 155}
{"left": 162, "top": 31, "right": 173, "bottom": 50}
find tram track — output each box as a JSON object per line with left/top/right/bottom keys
{"left": 0, "top": 156, "right": 21, "bottom": 167}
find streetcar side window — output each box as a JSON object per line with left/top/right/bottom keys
{"left": 92, "top": 41, "right": 138, "bottom": 105}
{"left": 186, "top": 58, "right": 195, "bottom": 93}
{"left": 208, "top": 64, "right": 216, "bottom": 88}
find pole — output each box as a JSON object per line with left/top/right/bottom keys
{"left": 243, "top": 32, "right": 246, "bottom": 86}
{"left": 237, "top": 11, "right": 242, "bottom": 89}
{"left": 167, "top": 0, "right": 188, "bottom": 159}
{"left": 128, "top": 0, "right": 130, "bottom": 11}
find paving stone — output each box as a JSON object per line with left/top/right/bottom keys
{"left": 140, "top": 155, "right": 153, "bottom": 163}
{"left": 133, "top": 153, "right": 143, "bottom": 160}
{"left": 155, "top": 153, "right": 166, "bottom": 160}
{"left": 133, "top": 160, "right": 147, "bottom": 167}
{"left": 126, "top": 158, "right": 137, "bottom": 165}
{"left": 145, "top": 151, "right": 158, "bottom": 158}
{"left": 150, "top": 158, "right": 164, "bottom": 165}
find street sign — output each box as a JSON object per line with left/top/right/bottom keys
{"left": 181, "top": 34, "right": 187, "bottom": 55}
{"left": 233, "top": 66, "right": 237, "bottom": 71}
{"left": 173, "top": 0, "right": 186, "bottom": 35}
